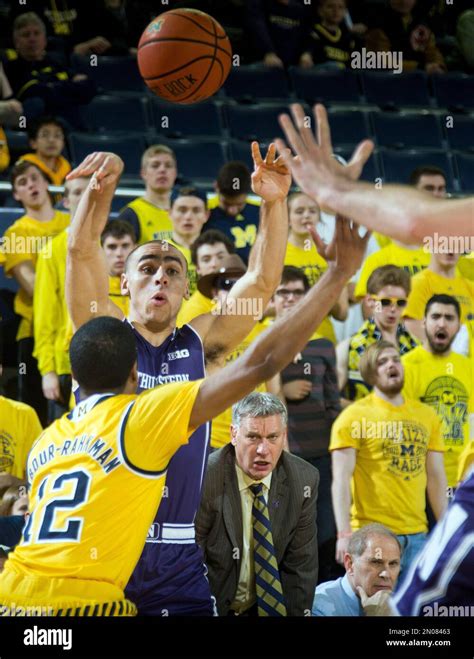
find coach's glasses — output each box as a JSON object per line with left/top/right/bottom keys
{"left": 370, "top": 296, "right": 408, "bottom": 308}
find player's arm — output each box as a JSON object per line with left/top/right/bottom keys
{"left": 331, "top": 447, "right": 356, "bottom": 565}
{"left": 189, "top": 219, "right": 370, "bottom": 427}
{"left": 276, "top": 103, "right": 474, "bottom": 243}
{"left": 426, "top": 450, "right": 448, "bottom": 520}
{"left": 65, "top": 152, "right": 124, "bottom": 330}
{"left": 331, "top": 286, "right": 349, "bottom": 321}
{"left": 191, "top": 143, "right": 291, "bottom": 368}
{"left": 335, "top": 337, "right": 350, "bottom": 392}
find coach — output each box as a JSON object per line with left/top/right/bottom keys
{"left": 196, "top": 393, "right": 319, "bottom": 616}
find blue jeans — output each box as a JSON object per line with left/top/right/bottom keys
{"left": 397, "top": 532, "right": 427, "bottom": 577}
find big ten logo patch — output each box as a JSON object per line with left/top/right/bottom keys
{"left": 382, "top": 421, "right": 429, "bottom": 478}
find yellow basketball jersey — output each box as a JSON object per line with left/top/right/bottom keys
{"left": 0, "top": 380, "right": 201, "bottom": 612}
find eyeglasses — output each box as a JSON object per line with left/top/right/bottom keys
{"left": 370, "top": 296, "right": 408, "bottom": 308}
{"left": 216, "top": 277, "right": 239, "bottom": 291}
{"left": 275, "top": 288, "right": 306, "bottom": 299}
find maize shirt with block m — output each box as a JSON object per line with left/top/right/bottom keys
{"left": 0, "top": 380, "right": 201, "bottom": 612}
{"left": 329, "top": 393, "right": 445, "bottom": 535}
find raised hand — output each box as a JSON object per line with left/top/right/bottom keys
{"left": 250, "top": 142, "right": 292, "bottom": 202}
{"left": 67, "top": 152, "right": 124, "bottom": 192}
{"left": 275, "top": 104, "right": 374, "bottom": 208}
{"left": 309, "top": 216, "right": 371, "bottom": 280}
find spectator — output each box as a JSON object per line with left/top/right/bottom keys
{"left": 118, "top": 144, "right": 176, "bottom": 245}
{"left": 206, "top": 161, "right": 260, "bottom": 265}
{"left": 0, "top": 62, "right": 22, "bottom": 127}
{"left": 0, "top": 484, "right": 28, "bottom": 517}
{"left": 365, "top": 0, "right": 447, "bottom": 74}
{"left": 3, "top": 13, "right": 96, "bottom": 128}
{"left": 456, "top": 9, "right": 474, "bottom": 71}
{"left": 275, "top": 265, "right": 341, "bottom": 583}
{"left": 285, "top": 192, "right": 348, "bottom": 343}
{"left": 331, "top": 340, "right": 447, "bottom": 575}
{"left": 99, "top": 220, "right": 136, "bottom": 317}
{"left": 337, "top": 265, "right": 418, "bottom": 403}
{"left": 303, "top": 0, "right": 357, "bottom": 69}
{"left": 22, "top": 115, "right": 71, "bottom": 187}
{"left": 403, "top": 295, "right": 472, "bottom": 491}
{"left": 312, "top": 523, "right": 401, "bottom": 616}
{"left": 72, "top": 0, "right": 135, "bottom": 56}
{"left": 196, "top": 392, "right": 319, "bottom": 615}
{"left": 176, "top": 229, "right": 235, "bottom": 326}
{"left": 246, "top": 0, "right": 313, "bottom": 68}
{"left": 2, "top": 161, "right": 70, "bottom": 423}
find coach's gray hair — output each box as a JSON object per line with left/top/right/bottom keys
{"left": 348, "top": 523, "right": 402, "bottom": 558}
{"left": 232, "top": 392, "right": 288, "bottom": 428}
{"left": 13, "top": 12, "right": 46, "bottom": 34}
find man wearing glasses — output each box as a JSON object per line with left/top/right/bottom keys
{"left": 336, "top": 265, "right": 418, "bottom": 405}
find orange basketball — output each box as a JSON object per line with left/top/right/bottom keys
{"left": 137, "top": 9, "right": 233, "bottom": 104}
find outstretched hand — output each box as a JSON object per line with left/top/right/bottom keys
{"left": 309, "top": 216, "right": 371, "bottom": 280}
{"left": 251, "top": 142, "right": 292, "bottom": 202}
{"left": 275, "top": 104, "right": 374, "bottom": 208}
{"left": 67, "top": 152, "right": 124, "bottom": 192}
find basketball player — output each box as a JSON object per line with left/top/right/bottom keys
{"left": 0, "top": 215, "right": 368, "bottom": 616}
{"left": 65, "top": 144, "right": 291, "bottom": 615}
{"left": 276, "top": 104, "right": 473, "bottom": 242}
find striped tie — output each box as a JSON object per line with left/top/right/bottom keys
{"left": 250, "top": 483, "right": 287, "bottom": 617}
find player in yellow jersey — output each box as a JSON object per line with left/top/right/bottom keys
{"left": 118, "top": 144, "right": 176, "bottom": 244}
{"left": 2, "top": 160, "right": 69, "bottom": 424}
{"left": 0, "top": 216, "right": 370, "bottom": 615}
{"left": 402, "top": 294, "right": 473, "bottom": 489}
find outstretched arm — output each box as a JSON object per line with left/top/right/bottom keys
{"left": 190, "top": 219, "right": 370, "bottom": 428}
{"left": 192, "top": 142, "right": 291, "bottom": 368}
{"left": 65, "top": 152, "right": 125, "bottom": 331}
{"left": 276, "top": 104, "right": 474, "bottom": 243}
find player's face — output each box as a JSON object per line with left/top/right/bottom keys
{"left": 13, "top": 167, "right": 50, "bottom": 209}
{"left": 196, "top": 242, "right": 230, "bottom": 276}
{"left": 141, "top": 154, "right": 177, "bottom": 192}
{"left": 14, "top": 23, "right": 47, "bottom": 60}
{"left": 373, "top": 347, "right": 404, "bottom": 395}
{"left": 217, "top": 192, "right": 247, "bottom": 217}
{"left": 424, "top": 303, "right": 460, "bottom": 354}
{"left": 31, "top": 123, "right": 64, "bottom": 159}
{"left": 102, "top": 235, "right": 136, "bottom": 277}
{"left": 274, "top": 280, "right": 306, "bottom": 317}
{"left": 11, "top": 495, "right": 29, "bottom": 516}
{"left": 319, "top": 0, "right": 346, "bottom": 25}
{"left": 368, "top": 285, "right": 408, "bottom": 330}
{"left": 416, "top": 174, "right": 446, "bottom": 198}
{"left": 122, "top": 242, "right": 188, "bottom": 327}
{"left": 170, "top": 196, "right": 209, "bottom": 239}
{"left": 231, "top": 415, "right": 286, "bottom": 481}
{"left": 288, "top": 194, "right": 320, "bottom": 238}
{"left": 63, "top": 178, "right": 89, "bottom": 218}
{"left": 346, "top": 535, "right": 401, "bottom": 598}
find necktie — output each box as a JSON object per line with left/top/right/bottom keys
{"left": 250, "top": 483, "right": 287, "bottom": 616}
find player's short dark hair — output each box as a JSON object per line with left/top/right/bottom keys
{"left": 367, "top": 265, "right": 411, "bottom": 296}
{"left": 27, "top": 115, "right": 66, "bottom": 141}
{"left": 424, "top": 294, "right": 460, "bottom": 319}
{"left": 100, "top": 220, "right": 136, "bottom": 246}
{"left": 190, "top": 229, "right": 234, "bottom": 266}
{"left": 171, "top": 186, "right": 208, "bottom": 209}
{"left": 216, "top": 161, "right": 251, "bottom": 197}
{"left": 70, "top": 317, "right": 137, "bottom": 394}
{"left": 279, "top": 265, "right": 310, "bottom": 292}
{"left": 10, "top": 160, "right": 49, "bottom": 188}
{"left": 409, "top": 166, "right": 446, "bottom": 186}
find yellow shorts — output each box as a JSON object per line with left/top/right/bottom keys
{"left": 0, "top": 567, "right": 136, "bottom": 616}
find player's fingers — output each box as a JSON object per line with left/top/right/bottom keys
{"left": 308, "top": 224, "right": 327, "bottom": 257}
{"left": 278, "top": 112, "right": 306, "bottom": 157}
{"left": 67, "top": 152, "right": 97, "bottom": 179}
{"left": 251, "top": 141, "right": 264, "bottom": 168}
{"left": 264, "top": 142, "right": 276, "bottom": 166}
{"left": 290, "top": 103, "right": 316, "bottom": 151}
{"left": 314, "top": 104, "right": 333, "bottom": 156}
{"left": 275, "top": 138, "right": 296, "bottom": 171}
{"left": 347, "top": 139, "right": 374, "bottom": 180}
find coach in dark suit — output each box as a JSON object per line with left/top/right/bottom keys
{"left": 196, "top": 392, "right": 319, "bottom": 616}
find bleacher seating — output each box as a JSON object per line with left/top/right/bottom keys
{"left": 71, "top": 55, "right": 147, "bottom": 93}
{"left": 371, "top": 112, "right": 444, "bottom": 149}
{"left": 327, "top": 110, "right": 371, "bottom": 149}
{"left": 226, "top": 103, "right": 292, "bottom": 143}
{"left": 380, "top": 149, "right": 456, "bottom": 189}
{"left": 362, "top": 71, "right": 431, "bottom": 109}
{"left": 151, "top": 99, "right": 223, "bottom": 138}
{"left": 289, "top": 68, "right": 362, "bottom": 105}
{"left": 69, "top": 133, "right": 147, "bottom": 175}
{"left": 445, "top": 116, "right": 474, "bottom": 152}
{"left": 223, "top": 65, "right": 290, "bottom": 101}
{"left": 84, "top": 95, "right": 150, "bottom": 133}
{"left": 432, "top": 74, "right": 474, "bottom": 111}
{"left": 454, "top": 153, "right": 474, "bottom": 193}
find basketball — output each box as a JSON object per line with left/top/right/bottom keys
{"left": 137, "top": 9, "right": 233, "bottom": 104}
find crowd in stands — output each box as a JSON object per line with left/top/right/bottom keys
{"left": 0, "top": 0, "right": 472, "bottom": 619}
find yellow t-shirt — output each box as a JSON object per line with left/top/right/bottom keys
{"left": 211, "top": 320, "right": 270, "bottom": 448}
{"left": 2, "top": 211, "right": 70, "bottom": 339}
{"left": 0, "top": 396, "right": 42, "bottom": 479}
{"left": 0, "top": 381, "right": 201, "bottom": 609}
{"left": 122, "top": 198, "right": 173, "bottom": 244}
{"left": 330, "top": 392, "right": 444, "bottom": 534}
{"left": 402, "top": 346, "right": 473, "bottom": 487}
{"left": 177, "top": 290, "right": 214, "bottom": 327}
{"left": 354, "top": 243, "right": 431, "bottom": 298}
{"left": 284, "top": 241, "right": 337, "bottom": 343}
{"left": 458, "top": 253, "right": 474, "bottom": 282}
{"left": 404, "top": 269, "right": 474, "bottom": 323}
{"left": 168, "top": 238, "right": 198, "bottom": 295}
{"left": 457, "top": 439, "right": 474, "bottom": 484}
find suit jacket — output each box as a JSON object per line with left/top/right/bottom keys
{"left": 196, "top": 444, "right": 319, "bottom": 615}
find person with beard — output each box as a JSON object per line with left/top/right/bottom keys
{"left": 402, "top": 295, "right": 473, "bottom": 493}
{"left": 330, "top": 340, "right": 447, "bottom": 576}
